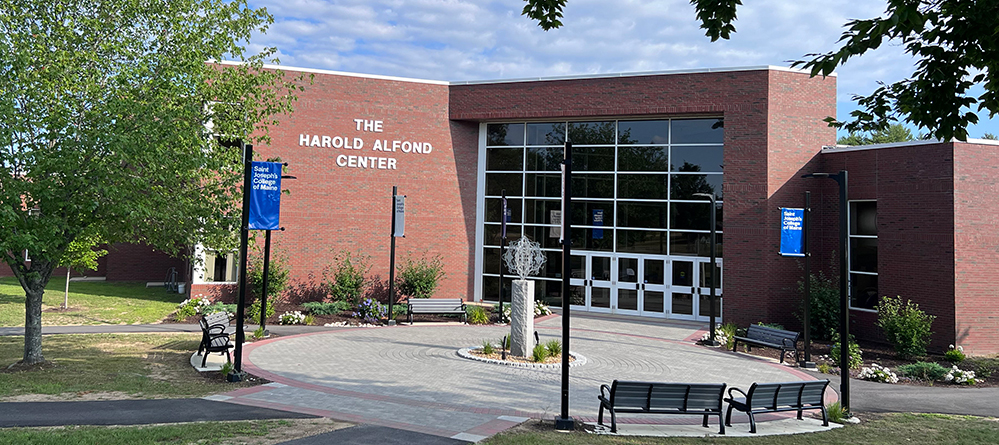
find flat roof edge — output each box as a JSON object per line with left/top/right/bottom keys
{"left": 450, "top": 65, "right": 834, "bottom": 86}
{"left": 215, "top": 60, "right": 451, "bottom": 86}
{"left": 820, "top": 138, "right": 999, "bottom": 153}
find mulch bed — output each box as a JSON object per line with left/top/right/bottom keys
{"left": 720, "top": 338, "right": 999, "bottom": 387}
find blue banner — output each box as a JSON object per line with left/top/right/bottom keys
{"left": 248, "top": 161, "right": 282, "bottom": 230}
{"left": 779, "top": 207, "right": 804, "bottom": 257}
{"left": 592, "top": 209, "right": 604, "bottom": 239}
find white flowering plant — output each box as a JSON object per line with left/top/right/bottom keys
{"left": 858, "top": 363, "right": 899, "bottom": 383}
{"left": 279, "top": 311, "right": 307, "bottom": 325}
{"left": 175, "top": 294, "right": 211, "bottom": 320}
{"left": 944, "top": 344, "right": 966, "bottom": 363}
{"left": 943, "top": 365, "right": 977, "bottom": 385}
{"left": 700, "top": 329, "right": 728, "bottom": 346}
{"left": 502, "top": 301, "right": 552, "bottom": 320}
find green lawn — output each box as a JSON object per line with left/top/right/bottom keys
{"left": 0, "top": 333, "right": 259, "bottom": 399}
{"left": 484, "top": 413, "right": 999, "bottom": 444}
{"left": 0, "top": 420, "right": 318, "bottom": 445}
{"left": 0, "top": 277, "right": 184, "bottom": 326}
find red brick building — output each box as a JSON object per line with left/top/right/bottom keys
{"left": 9, "top": 65, "right": 998, "bottom": 354}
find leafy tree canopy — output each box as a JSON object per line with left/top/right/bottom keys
{"left": 837, "top": 123, "right": 915, "bottom": 145}
{"left": 0, "top": 0, "right": 303, "bottom": 364}
{"left": 521, "top": 0, "right": 998, "bottom": 142}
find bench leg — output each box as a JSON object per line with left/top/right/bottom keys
{"left": 725, "top": 405, "right": 735, "bottom": 427}
{"left": 718, "top": 413, "right": 725, "bottom": 434}
{"left": 820, "top": 405, "right": 829, "bottom": 427}
{"left": 747, "top": 411, "right": 757, "bottom": 434}
{"left": 201, "top": 351, "right": 210, "bottom": 368}
{"left": 609, "top": 409, "right": 618, "bottom": 433}
{"left": 778, "top": 349, "right": 784, "bottom": 364}
{"left": 702, "top": 412, "right": 709, "bottom": 428}
{"left": 597, "top": 404, "right": 604, "bottom": 427}
{"left": 797, "top": 406, "right": 803, "bottom": 420}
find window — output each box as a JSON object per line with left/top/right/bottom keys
{"left": 849, "top": 201, "right": 878, "bottom": 309}
{"left": 204, "top": 250, "right": 239, "bottom": 282}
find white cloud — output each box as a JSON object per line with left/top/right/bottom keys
{"left": 244, "top": 0, "right": 997, "bottom": 137}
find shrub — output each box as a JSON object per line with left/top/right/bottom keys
{"left": 796, "top": 271, "right": 839, "bottom": 341}
{"left": 532, "top": 343, "right": 549, "bottom": 362}
{"left": 304, "top": 314, "right": 315, "bottom": 325}
{"left": 353, "top": 298, "right": 386, "bottom": 324}
{"left": 830, "top": 332, "right": 863, "bottom": 369}
{"left": 716, "top": 323, "right": 739, "bottom": 346}
{"left": 279, "top": 311, "right": 306, "bottom": 325}
{"left": 700, "top": 328, "right": 728, "bottom": 346}
{"left": 943, "top": 365, "right": 977, "bottom": 385}
{"left": 246, "top": 299, "right": 275, "bottom": 322}
{"left": 247, "top": 250, "right": 290, "bottom": 301}
{"left": 396, "top": 253, "right": 446, "bottom": 299}
{"left": 391, "top": 303, "right": 407, "bottom": 321}
{"left": 817, "top": 362, "right": 833, "bottom": 374}
{"left": 324, "top": 251, "right": 370, "bottom": 304}
{"left": 545, "top": 339, "right": 562, "bottom": 357}
{"left": 944, "top": 345, "right": 966, "bottom": 363}
{"left": 500, "top": 301, "right": 553, "bottom": 320}
{"left": 175, "top": 295, "right": 210, "bottom": 321}
{"left": 302, "top": 301, "right": 352, "bottom": 316}
{"left": 876, "top": 295, "right": 935, "bottom": 358}
{"left": 203, "top": 302, "right": 237, "bottom": 318}
{"left": 826, "top": 402, "right": 847, "bottom": 424}
{"left": 858, "top": 363, "right": 898, "bottom": 383}
{"left": 220, "top": 361, "right": 234, "bottom": 376}
{"left": 466, "top": 306, "right": 490, "bottom": 325}
{"left": 481, "top": 340, "right": 495, "bottom": 355}
{"left": 251, "top": 326, "right": 265, "bottom": 340}
{"left": 898, "top": 361, "right": 949, "bottom": 381}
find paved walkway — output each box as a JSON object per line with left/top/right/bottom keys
{"left": 213, "top": 314, "right": 833, "bottom": 441}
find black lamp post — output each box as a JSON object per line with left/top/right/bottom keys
{"left": 554, "top": 140, "right": 575, "bottom": 431}
{"left": 692, "top": 192, "right": 719, "bottom": 346}
{"left": 801, "top": 170, "right": 850, "bottom": 413}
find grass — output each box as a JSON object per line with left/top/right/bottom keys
{"left": 0, "top": 420, "right": 316, "bottom": 445}
{"left": 483, "top": 413, "right": 999, "bottom": 444}
{"left": 0, "top": 277, "right": 185, "bottom": 326}
{"left": 0, "top": 333, "right": 259, "bottom": 399}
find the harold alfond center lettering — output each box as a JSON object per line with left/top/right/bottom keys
{"left": 299, "top": 119, "right": 433, "bottom": 170}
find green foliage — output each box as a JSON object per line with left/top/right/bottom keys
{"left": 944, "top": 347, "right": 966, "bottom": 364}
{"left": 174, "top": 296, "right": 210, "bottom": 321}
{"left": 756, "top": 322, "right": 785, "bottom": 330}
{"left": 837, "top": 124, "right": 915, "bottom": 145}
{"left": 302, "top": 301, "right": 351, "bottom": 316}
{"left": 545, "top": 339, "right": 562, "bottom": 357}
{"left": 0, "top": 0, "right": 303, "bottom": 364}
{"left": 898, "top": 361, "right": 950, "bottom": 381}
{"left": 826, "top": 402, "right": 848, "bottom": 424}
{"left": 532, "top": 343, "right": 549, "bottom": 362}
{"left": 303, "top": 314, "right": 315, "bottom": 326}
{"left": 220, "top": 361, "right": 234, "bottom": 377}
{"left": 831, "top": 332, "right": 863, "bottom": 369}
{"left": 247, "top": 249, "right": 291, "bottom": 301}
{"left": 391, "top": 303, "right": 407, "bottom": 320}
{"left": 466, "top": 306, "right": 490, "bottom": 325}
{"left": 246, "top": 299, "right": 275, "bottom": 323}
{"left": 983, "top": 133, "right": 999, "bottom": 140}
{"left": 797, "top": 271, "right": 840, "bottom": 341}
{"left": 396, "top": 253, "right": 446, "bottom": 299}
{"left": 251, "top": 326, "right": 265, "bottom": 340}
{"left": 353, "top": 298, "right": 386, "bottom": 324}
{"left": 59, "top": 231, "right": 108, "bottom": 272}
{"left": 716, "top": 323, "right": 739, "bottom": 346}
{"left": 817, "top": 362, "right": 833, "bottom": 374}
{"left": 174, "top": 305, "right": 197, "bottom": 322}
{"left": 521, "top": 0, "right": 568, "bottom": 31}
{"left": 876, "top": 295, "right": 935, "bottom": 358}
{"left": 481, "top": 340, "right": 495, "bottom": 355}
{"left": 324, "top": 251, "right": 370, "bottom": 304}
{"left": 203, "top": 302, "right": 237, "bottom": 317}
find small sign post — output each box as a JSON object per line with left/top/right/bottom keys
{"left": 387, "top": 187, "right": 405, "bottom": 325}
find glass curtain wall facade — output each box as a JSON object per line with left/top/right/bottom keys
{"left": 480, "top": 118, "right": 724, "bottom": 321}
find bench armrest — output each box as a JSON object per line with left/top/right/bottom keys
{"left": 727, "top": 387, "right": 748, "bottom": 400}
{"left": 600, "top": 384, "right": 612, "bottom": 401}
{"left": 781, "top": 338, "right": 797, "bottom": 349}
{"left": 206, "top": 324, "right": 228, "bottom": 335}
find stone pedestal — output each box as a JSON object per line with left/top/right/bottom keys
{"left": 510, "top": 279, "right": 535, "bottom": 357}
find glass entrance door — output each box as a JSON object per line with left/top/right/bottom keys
{"left": 669, "top": 259, "right": 697, "bottom": 320}
{"left": 588, "top": 254, "right": 613, "bottom": 312}
{"left": 615, "top": 256, "right": 640, "bottom": 315}
{"left": 641, "top": 257, "right": 667, "bottom": 317}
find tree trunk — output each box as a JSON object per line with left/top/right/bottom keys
{"left": 23, "top": 283, "right": 45, "bottom": 364}
{"left": 64, "top": 268, "right": 70, "bottom": 309}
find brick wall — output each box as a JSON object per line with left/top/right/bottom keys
{"left": 820, "top": 142, "right": 958, "bottom": 352}
{"left": 953, "top": 142, "right": 999, "bottom": 354}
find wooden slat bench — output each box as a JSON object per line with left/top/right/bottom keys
{"left": 406, "top": 298, "right": 466, "bottom": 324}
{"left": 732, "top": 325, "right": 800, "bottom": 364}
{"left": 598, "top": 381, "right": 727, "bottom": 434}
{"left": 197, "top": 312, "right": 233, "bottom": 367}
{"left": 724, "top": 380, "right": 829, "bottom": 433}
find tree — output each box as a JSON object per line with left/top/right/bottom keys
{"left": 837, "top": 123, "right": 915, "bottom": 145}
{"left": 58, "top": 232, "right": 108, "bottom": 309}
{"left": 522, "top": 0, "right": 999, "bottom": 141}
{"left": 0, "top": 0, "right": 303, "bottom": 365}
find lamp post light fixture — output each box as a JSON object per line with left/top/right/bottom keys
{"left": 692, "top": 192, "right": 719, "bottom": 347}
{"left": 801, "top": 170, "right": 850, "bottom": 413}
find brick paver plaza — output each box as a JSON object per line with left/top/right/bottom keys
{"left": 212, "top": 313, "right": 833, "bottom": 441}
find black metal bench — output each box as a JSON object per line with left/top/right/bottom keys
{"left": 406, "top": 298, "right": 466, "bottom": 324}
{"left": 197, "top": 312, "right": 233, "bottom": 367}
{"left": 724, "top": 380, "right": 829, "bottom": 433}
{"left": 732, "top": 325, "right": 800, "bottom": 364}
{"left": 598, "top": 381, "right": 727, "bottom": 434}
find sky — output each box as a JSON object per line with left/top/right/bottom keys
{"left": 244, "top": 0, "right": 999, "bottom": 140}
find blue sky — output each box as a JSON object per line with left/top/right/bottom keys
{"left": 245, "top": 0, "right": 999, "bottom": 140}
